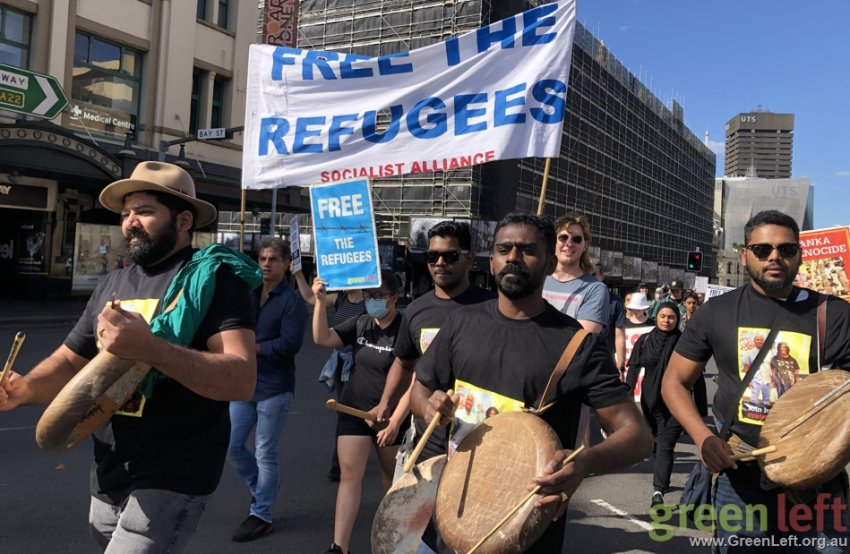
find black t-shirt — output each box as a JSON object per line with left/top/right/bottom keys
{"left": 416, "top": 299, "right": 628, "bottom": 450}
{"left": 393, "top": 285, "right": 495, "bottom": 461}
{"left": 64, "top": 246, "right": 255, "bottom": 502}
{"left": 416, "top": 300, "right": 628, "bottom": 553}
{"left": 335, "top": 312, "right": 402, "bottom": 411}
{"left": 332, "top": 293, "right": 366, "bottom": 353}
{"left": 675, "top": 285, "right": 850, "bottom": 446}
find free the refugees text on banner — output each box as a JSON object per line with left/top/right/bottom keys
{"left": 310, "top": 179, "right": 381, "bottom": 291}
{"left": 242, "top": 0, "right": 576, "bottom": 189}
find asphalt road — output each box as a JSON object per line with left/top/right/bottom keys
{"left": 0, "top": 322, "right": 715, "bottom": 553}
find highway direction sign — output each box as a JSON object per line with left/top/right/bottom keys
{"left": 0, "top": 63, "right": 69, "bottom": 120}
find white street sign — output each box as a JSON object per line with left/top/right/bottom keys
{"left": 197, "top": 127, "right": 226, "bottom": 140}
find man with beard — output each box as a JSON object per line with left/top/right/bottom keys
{"left": 410, "top": 213, "right": 650, "bottom": 553}
{"left": 0, "top": 162, "right": 258, "bottom": 553}
{"left": 373, "top": 221, "right": 494, "bottom": 456}
{"left": 663, "top": 210, "right": 850, "bottom": 553}
{"left": 372, "top": 221, "right": 494, "bottom": 554}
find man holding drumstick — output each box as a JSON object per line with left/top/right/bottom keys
{"left": 663, "top": 210, "right": 850, "bottom": 553}
{"left": 411, "top": 213, "right": 651, "bottom": 553}
{"left": 0, "top": 162, "right": 257, "bottom": 553}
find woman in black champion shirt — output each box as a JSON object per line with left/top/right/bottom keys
{"left": 311, "top": 270, "right": 408, "bottom": 554}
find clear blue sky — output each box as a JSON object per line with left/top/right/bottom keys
{"left": 575, "top": 0, "right": 850, "bottom": 228}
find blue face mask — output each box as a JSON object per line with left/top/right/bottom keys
{"left": 365, "top": 297, "right": 390, "bottom": 319}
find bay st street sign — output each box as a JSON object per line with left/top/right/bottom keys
{"left": 197, "top": 127, "right": 226, "bottom": 140}
{"left": 0, "top": 64, "right": 69, "bottom": 120}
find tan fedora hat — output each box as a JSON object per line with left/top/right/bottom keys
{"left": 99, "top": 161, "right": 217, "bottom": 228}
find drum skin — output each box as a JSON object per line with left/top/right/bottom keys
{"left": 35, "top": 351, "right": 148, "bottom": 451}
{"left": 372, "top": 454, "right": 447, "bottom": 554}
{"left": 758, "top": 369, "right": 850, "bottom": 490}
{"left": 435, "top": 411, "right": 562, "bottom": 554}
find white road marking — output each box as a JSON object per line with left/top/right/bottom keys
{"left": 0, "top": 426, "right": 35, "bottom": 432}
{"left": 590, "top": 498, "right": 654, "bottom": 531}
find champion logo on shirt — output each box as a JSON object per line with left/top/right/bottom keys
{"left": 357, "top": 336, "right": 393, "bottom": 353}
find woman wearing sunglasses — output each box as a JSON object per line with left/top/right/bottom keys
{"left": 311, "top": 270, "right": 408, "bottom": 554}
{"left": 542, "top": 213, "right": 609, "bottom": 333}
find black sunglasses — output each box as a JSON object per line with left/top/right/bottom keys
{"left": 426, "top": 250, "right": 466, "bottom": 264}
{"left": 557, "top": 234, "right": 584, "bottom": 244}
{"left": 744, "top": 243, "right": 800, "bottom": 260}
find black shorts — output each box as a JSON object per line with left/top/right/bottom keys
{"left": 335, "top": 411, "right": 410, "bottom": 446}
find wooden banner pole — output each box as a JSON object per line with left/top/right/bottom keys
{"left": 535, "top": 158, "right": 552, "bottom": 216}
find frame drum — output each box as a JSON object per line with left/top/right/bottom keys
{"left": 36, "top": 351, "right": 149, "bottom": 451}
{"left": 435, "top": 411, "right": 562, "bottom": 554}
{"left": 372, "top": 454, "right": 447, "bottom": 554}
{"left": 758, "top": 369, "right": 850, "bottom": 490}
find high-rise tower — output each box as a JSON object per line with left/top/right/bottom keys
{"left": 724, "top": 112, "right": 794, "bottom": 179}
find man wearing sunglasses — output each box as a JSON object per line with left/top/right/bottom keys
{"left": 543, "top": 214, "right": 609, "bottom": 333}
{"left": 662, "top": 210, "right": 850, "bottom": 553}
{"left": 372, "top": 221, "right": 494, "bottom": 553}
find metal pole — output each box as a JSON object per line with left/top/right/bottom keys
{"left": 270, "top": 186, "right": 278, "bottom": 236}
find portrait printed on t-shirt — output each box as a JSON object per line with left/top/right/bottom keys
{"left": 448, "top": 379, "right": 525, "bottom": 454}
{"left": 737, "top": 328, "right": 811, "bottom": 425}
{"left": 419, "top": 328, "right": 439, "bottom": 354}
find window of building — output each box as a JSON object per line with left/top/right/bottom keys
{"left": 189, "top": 69, "right": 203, "bottom": 134}
{"left": 727, "top": 262, "right": 732, "bottom": 274}
{"left": 0, "top": 6, "right": 31, "bottom": 68}
{"left": 190, "top": 71, "right": 229, "bottom": 134}
{"left": 197, "top": 0, "right": 228, "bottom": 29}
{"left": 71, "top": 33, "right": 142, "bottom": 140}
{"left": 217, "top": 0, "right": 228, "bottom": 28}
{"left": 211, "top": 77, "right": 226, "bottom": 128}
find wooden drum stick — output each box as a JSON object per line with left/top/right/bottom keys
{"left": 731, "top": 445, "right": 777, "bottom": 462}
{"left": 403, "top": 389, "right": 455, "bottom": 474}
{"left": 0, "top": 332, "right": 26, "bottom": 386}
{"left": 325, "top": 399, "right": 377, "bottom": 421}
{"left": 467, "top": 445, "right": 587, "bottom": 554}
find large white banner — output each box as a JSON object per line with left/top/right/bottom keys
{"left": 242, "top": 1, "right": 577, "bottom": 189}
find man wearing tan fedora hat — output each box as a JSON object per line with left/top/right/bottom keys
{"left": 0, "top": 161, "right": 261, "bottom": 553}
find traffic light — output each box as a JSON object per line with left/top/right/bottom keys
{"left": 687, "top": 251, "right": 702, "bottom": 271}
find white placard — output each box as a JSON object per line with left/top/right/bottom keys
{"left": 289, "top": 218, "right": 302, "bottom": 273}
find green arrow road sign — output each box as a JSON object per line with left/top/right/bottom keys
{"left": 0, "top": 63, "right": 69, "bottom": 120}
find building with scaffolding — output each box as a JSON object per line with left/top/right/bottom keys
{"left": 294, "top": 0, "right": 716, "bottom": 288}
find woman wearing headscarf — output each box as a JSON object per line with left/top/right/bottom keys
{"left": 626, "top": 302, "right": 683, "bottom": 508}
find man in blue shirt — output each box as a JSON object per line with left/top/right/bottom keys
{"left": 228, "top": 237, "right": 307, "bottom": 542}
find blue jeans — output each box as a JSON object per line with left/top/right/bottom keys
{"left": 89, "top": 489, "right": 207, "bottom": 553}
{"left": 227, "top": 392, "right": 294, "bottom": 523}
{"left": 713, "top": 462, "right": 849, "bottom": 553}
